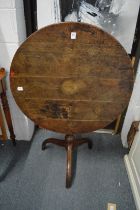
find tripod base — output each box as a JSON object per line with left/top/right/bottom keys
{"left": 42, "top": 134, "right": 92, "bottom": 188}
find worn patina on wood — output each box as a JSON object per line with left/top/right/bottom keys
{"left": 10, "top": 22, "right": 133, "bottom": 188}
{"left": 10, "top": 22, "right": 133, "bottom": 134}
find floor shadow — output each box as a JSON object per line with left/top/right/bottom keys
{"left": 0, "top": 140, "right": 31, "bottom": 181}
{"left": 72, "top": 148, "right": 78, "bottom": 185}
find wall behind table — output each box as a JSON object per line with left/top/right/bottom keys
{"left": 37, "top": 0, "right": 61, "bottom": 29}
{"left": 0, "top": 0, "right": 34, "bottom": 140}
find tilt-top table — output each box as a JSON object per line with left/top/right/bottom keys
{"left": 10, "top": 22, "right": 133, "bottom": 188}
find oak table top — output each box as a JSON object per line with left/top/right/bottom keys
{"left": 10, "top": 22, "right": 133, "bottom": 188}
{"left": 10, "top": 22, "right": 133, "bottom": 134}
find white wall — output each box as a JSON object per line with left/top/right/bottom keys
{"left": 121, "top": 61, "right": 140, "bottom": 147}
{"left": 37, "top": 0, "right": 61, "bottom": 29}
{"left": 0, "top": 0, "right": 34, "bottom": 140}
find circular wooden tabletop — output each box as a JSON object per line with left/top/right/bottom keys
{"left": 10, "top": 22, "right": 133, "bottom": 134}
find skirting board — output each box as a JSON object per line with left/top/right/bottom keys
{"left": 124, "top": 155, "right": 140, "bottom": 210}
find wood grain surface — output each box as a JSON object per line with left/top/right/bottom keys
{"left": 10, "top": 22, "right": 133, "bottom": 133}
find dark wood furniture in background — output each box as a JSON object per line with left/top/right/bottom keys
{"left": 0, "top": 68, "right": 16, "bottom": 145}
{"left": 10, "top": 22, "right": 133, "bottom": 187}
{"left": 127, "top": 121, "right": 140, "bottom": 149}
